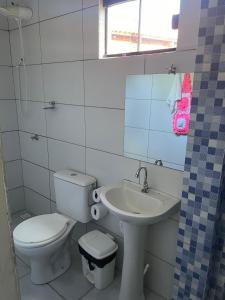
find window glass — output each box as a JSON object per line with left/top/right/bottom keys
{"left": 106, "top": 0, "right": 140, "bottom": 55}
{"left": 106, "top": 0, "right": 180, "bottom": 56}
{"left": 140, "top": 0, "right": 180, "bottom": 51}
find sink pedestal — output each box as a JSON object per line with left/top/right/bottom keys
{"left": 119, "top": 222, "right": 147, "bottom": 300}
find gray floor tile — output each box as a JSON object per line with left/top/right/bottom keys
{"left": 16, "top": 257, "right": 30, "bottom": 278}
{"left": 49, "top": 247, "right": 93, "bottom": 300}
{"left": 20, "top": 275, "right": 63, "bottom": 300}
{"left": 146, "top": 290, "right": 166, "bottom": 300}
{"left": 80, "top": 276, "right": 121, "bottom": 300}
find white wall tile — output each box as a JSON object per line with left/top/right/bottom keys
{"left": 17, "top": 101, "right": 46, "bottom": 135}
{"left": 25, "top": 187, "right": 51, "bottom": 215}
{"left": 4, "top": 160, "right": 23, "bottom": 189}
{"left": 0, "top": 100, "right": 18, "bottom": 132}
{"left": 86, "top": 107, "right": 124, "bottom": 155}
{"left": 10, "top": 24, "right": 41, "bottom": 66}
{"left": 22, "top": 160, "right": 50, "bottom": 198}
{"left": 145, "top": 50, "right": 196, "bottom": 74}
{"left": 39, "top": 0, "right": 82, "bottom": 21}
{"left": 146, "top": 219, "right": 179, "bottom": 265}
{"left": 48, "top": 138, "right": 85, "bottom": 172}
{"left": 84, "top": 56, "right": 145, "bottom": 109}
{"left": 7, "top": 187, "right": 25, "bottom": 214}
{"left": 94, "top": 212, "right": 122, "bottom": 238}
{"left": 13, "top": 65, "right": 44, "bottom": 101}
{"left": 149, "top": 100, "right": 173, "bottom": 133}
{"left": 0, "top": 67, "right": 14, "bottom": 99}
{"left": 125, "top": 99, "right": 151, "bottom": 129}
{"left": 83, "top": 6, "right": 99, "bottom": 59}
{"left": 140, "top": 161, "right": 183, "bottom": 198}
{"left": 0, "top": 30, "right": 11, "bottom": 65}
{"left": 71, "top": 222, "right": 87, "bottom": 242}
{"left": 124, "top": 127, "right": 148, "bottom": 157}
{"left": 83, "top": 0, "right": 99, "bottom": 9}
{"left": 177, "top": 0, "right": 201, "bottom": 51}
{"left": 1, "top": 131, "right": 21, "bottom": 162}
{"left": 40, "top": 12, "right": 83, "bottom": 63}
{"left": 20, "top": 131, "right": 48, "bottom": 168}
{"left": 0, "top": 17, "right": 7, "bottom": 30}
{"left": 7, "top": 0, "right": 39, "bottom": 29}
{"left": 86, "top": 148, "right": 139, "bottom": 186}
{"left": 46, "top": 104, "right": 85, "bottom": 145}
{"left": 144, "top": 252, "right": 174, "bottom": 299}
{"left": 43, "top": 62, "right": 84, "bottom": 105}
{"left": 126, "top": 75, "right": 152, "bottom": 99}
{"left": 148, "top": 131, "right": 187, "bottom": 167}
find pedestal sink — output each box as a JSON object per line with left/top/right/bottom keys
{"left": 100, "top": 180, "right": 180, "bottom": 300}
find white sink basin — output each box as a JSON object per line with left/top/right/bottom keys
{"left": 100, "top": 179, "right": 180, "bottom": 300}
{"left": 100, "top": 180, "right": 180, "bottom": 225}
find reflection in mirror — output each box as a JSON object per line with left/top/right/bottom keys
{"left": 124, "top": 73, "right": 194, "bottom": 171}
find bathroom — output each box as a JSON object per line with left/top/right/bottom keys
{"left": 0, "top": 0, "right": 225, "bottom": 299}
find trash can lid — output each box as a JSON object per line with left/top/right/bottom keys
{"left": 78, "top": 230, "right": 118, "bottom": 260}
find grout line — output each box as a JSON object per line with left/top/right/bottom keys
{"left": 15, "top": 98, "right": 125, "bottom": 110}
{"left": 11, "top": 56, "right": 98, "bottom": 67}
{"left": 144, "top": 249, "right": 176, "bottom": 268}
{"left": 78, "top": 286, "right": 95, "bottom": 300}
{"left": 7, "top": 185, "right": 24, "bottom": 193}
{"left": 0, "top": 98, "right": 17, "bottom": 101}
{"left": 0, "top": 129, "right": 19, "bottom": 134}
{"left": 24, "top": 185, "right": 50, "bottom": 201}
{"left": 47, "top": 284, "right": 66, "bottom": 300}
{"left": 81, "top": 4, "right": 87, "bottom": 175}
{"left": 37, "top": 10, "right": 53, "bottom": 212}
{"left": 22, "top": 158, "right": 50, "bottom": 171}
{"left": 9, "top": 4, "right": 99, "bottom": 32}
{"left": 4, "top": 157, "right": 21, "bottom": 163}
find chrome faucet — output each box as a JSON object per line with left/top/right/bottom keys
{"left": 135, "top": 167, "right": 149, "bottom": 193}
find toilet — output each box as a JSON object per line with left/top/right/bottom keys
{"left": 13, "top": 170, "right": 96, "bottom": 284}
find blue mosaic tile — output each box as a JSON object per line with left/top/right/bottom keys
{"left": 173, "top": 0, "right": 225, "bottom": 299}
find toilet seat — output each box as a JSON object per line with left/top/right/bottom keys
{"left": 13, "top": 213, "right": 71, "bottom": 248}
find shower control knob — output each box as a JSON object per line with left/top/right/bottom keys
{"left": 31, "top": 134, "right": 39, "bottom": 141}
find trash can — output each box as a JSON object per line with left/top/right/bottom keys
{"left": 78, "top": 230, "right": 118, "bottom": 290}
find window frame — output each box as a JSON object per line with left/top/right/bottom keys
{"left": 104, "top": 0, "right": 178, "bottom": 57}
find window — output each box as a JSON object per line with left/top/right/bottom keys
{"left": 104, "top": 0, "right": 180, "bottom": 56}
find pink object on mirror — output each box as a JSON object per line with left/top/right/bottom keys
{"left": 173, "top": 73, "right": 192, "bottom": 135}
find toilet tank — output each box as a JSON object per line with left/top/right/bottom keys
{"left": 54, "top": 170, "right": 96, "bottom": 223}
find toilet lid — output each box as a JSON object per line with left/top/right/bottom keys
{"left": 13, "top": 213, "right": 70, "bottom": 246}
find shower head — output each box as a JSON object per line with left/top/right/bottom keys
{"left": 0, "top": 6, "right": 32, "bottom": 21}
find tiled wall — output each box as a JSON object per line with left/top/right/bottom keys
{"left": 0, "top": 142, "right": 20, "bottom": 300}
{"left": 0, "top": 6, "right": 25, "bottom": 214}
{"left": 173, "top": 0, "right": 225, "bottom": 298}
{"left": 124, "top": 74, "right": 188, "bottom": 170}
{"left": 0, "top": 0, "right": 201, "bottom": 298}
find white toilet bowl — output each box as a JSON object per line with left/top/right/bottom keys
{"left": 13, "top": 213, "right": 76, "bottom": 284}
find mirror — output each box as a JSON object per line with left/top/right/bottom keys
{"left": 124, "top": 73, "right": 194, "bottom": 171}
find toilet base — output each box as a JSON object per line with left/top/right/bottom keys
{"left": 30, "top": 239, "right": 72, "bottom": 285}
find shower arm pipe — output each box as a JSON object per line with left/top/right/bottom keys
{"left": 0, "top": 6, "right": 32, "bottom": 20}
